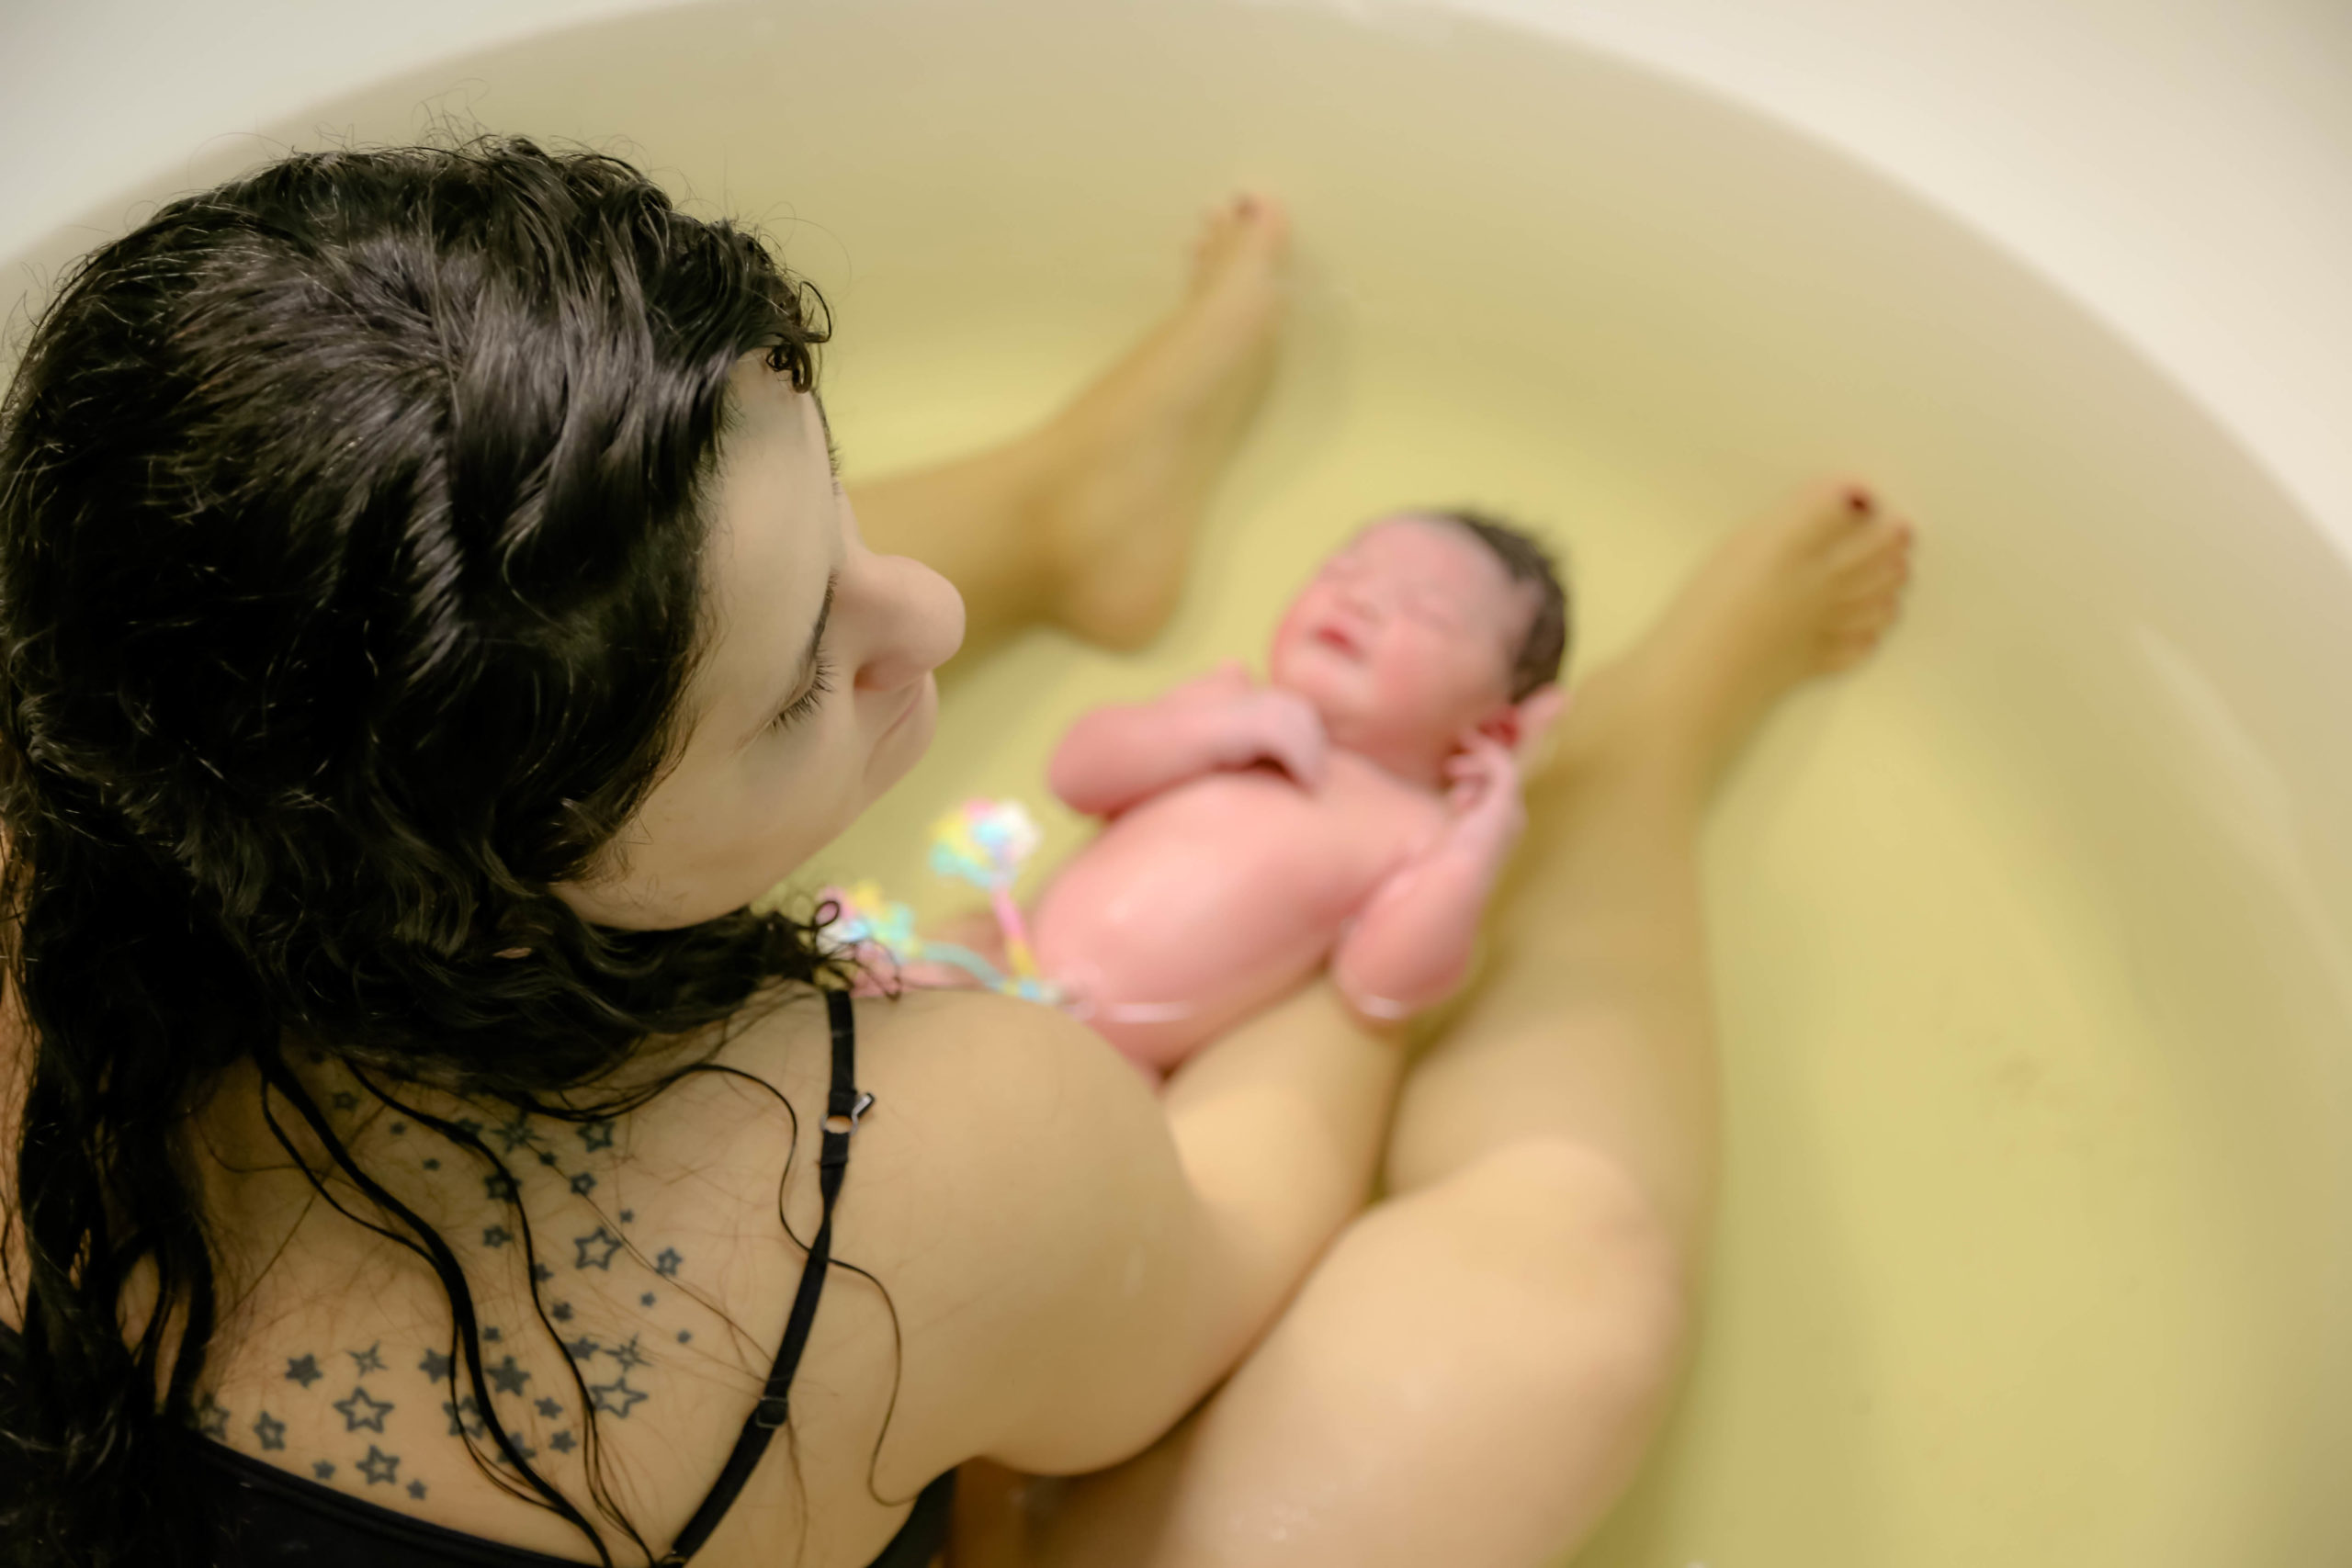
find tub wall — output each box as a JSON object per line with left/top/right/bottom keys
{"left": 5, "top": 0, "right": 2350, "bottom": 560}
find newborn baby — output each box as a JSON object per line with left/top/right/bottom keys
{"left": 1023, "top": 508, "right": 1571, "bottom": 1077}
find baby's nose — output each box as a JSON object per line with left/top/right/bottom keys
{"left": 1332, "top": 576, "right": 1387, "bottom": 618}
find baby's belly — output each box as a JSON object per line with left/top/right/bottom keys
{"left": 1031, "top": 771, "right": 1374, "bottom": 1066}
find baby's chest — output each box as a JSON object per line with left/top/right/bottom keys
{"left": 1120, "top": 760, "right": 1442, "bottom": 896}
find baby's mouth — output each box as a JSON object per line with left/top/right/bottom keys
{"left": 1312, "top": 623, "right": 1363, "bottom": 659}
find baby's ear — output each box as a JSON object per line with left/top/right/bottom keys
{"left": 1479, "top": 684, "right": 1568, "bottom": 761}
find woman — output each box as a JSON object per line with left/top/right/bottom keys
{"left": 0, "top": 138, "right": 1912, "bottom": 1568}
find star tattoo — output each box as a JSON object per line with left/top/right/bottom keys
{"left": 588, "top": 1378, "right": 646, "bottom": 1418}
{"left": 312, "top": 1461, "right": 335, "bottom": 1481}
{"left": 332, "top": 1386, "right": 394, "bottom": 1434}
{"left": 548, "top": 1428, "right": 576, "bottom": 1454}
{"left": 419, "top": 1348, "right": 453, "bottom": 1382}
{"left": 407, "top": 1479, "right": 428, "bottom": 1499}
{"left": 348, "top": 1342, "right": 386, "bottom": 1375}
{"left": 194, "top": 1393, "right": 230, "bottom": 1441}
{"left": 653, "top": 1247, "right": 683, "bottom": 1278}
{"left": 578, "top": 1119, "right": 615, "bottom": 1152}
{"left": 252, "top": 1411, "right": 286, "bottom": 1451}
{"left": 356, "top": 1445, "right": 400, "bottom": 1485}
{"left": 443, "top": 1397, "right": 487, "bottom": 1438}
{"left": 286, "top": 1354, "right": 322, "bottom": 1389}
{"left": 535, "top": 1397, "right": 564, "bottom": 1419}
{"left": 568, "top": 1171, "right": 597, "bottom": 1196}
{"left": 483, "top": 1225, "right": 512, "bottom": 1248}
{"left": 573, "top": 1227, "right": 623, "bottom": 1270}
{"left": 486, "top": 1355, "right": 531, "bottom": 1397}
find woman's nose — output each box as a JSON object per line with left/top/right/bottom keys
{"left": 848, "top": 550, "right": 966, "bottom": 694}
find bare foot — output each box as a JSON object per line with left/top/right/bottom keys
{"left": 1562, "top": 479, "right": 1917, "bottom": 795}
{"left": 1036, "top": 194, "right": 1292, "bottom": 649}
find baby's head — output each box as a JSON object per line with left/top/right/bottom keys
{"left": 1269, "top": 509, "right": 1571, "bottom": 779}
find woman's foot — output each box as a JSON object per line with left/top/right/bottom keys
{"left": 1560, "top": 479, "right": 1917, "bottom": 795}
{"left": 1035, "top": 194, "right": 1292, "bottom": 649}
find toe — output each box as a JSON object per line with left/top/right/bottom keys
{"left": 1190, "top": 191, "right": 1290, "bottom": 291}
{"left": 1773, "top": 476, "right": 1884, "bottom": 557}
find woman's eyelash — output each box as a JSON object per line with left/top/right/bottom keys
{"left": 771, "top": 651, "right": 833, "bottom": 732}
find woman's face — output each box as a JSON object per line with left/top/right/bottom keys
{"left": 555, "top": 353, "right": 965, "bottom": 931}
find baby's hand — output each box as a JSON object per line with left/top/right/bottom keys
{"left": 1213, "top": 687, "right": 1329, "bottom": 791}
{"left": 1441, "top": 731, "right": 1527, "bottom": 855}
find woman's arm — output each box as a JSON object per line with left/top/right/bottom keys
{"left": 862, "top": 980, "right": 1405, "bottom": 1477}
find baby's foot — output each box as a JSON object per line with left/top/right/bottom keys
{"left": 1038, "top": 194, "right": 1291, "bottom": 649}
{"left": 1608, "top": 480, "right": 1917, "bottom": 792}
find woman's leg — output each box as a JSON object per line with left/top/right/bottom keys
{"left": 976, "top": 481, "right": 1917, "bottom": 1567}
{"left": 850, "top": 197, "right": 1288, "bottom": 663}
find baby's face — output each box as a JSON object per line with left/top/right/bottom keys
{"left": 1268, "top": 516, "right": 1534, "bottom": 768}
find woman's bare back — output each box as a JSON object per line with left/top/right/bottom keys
{"left": 5, "top": 978, "right": 1293, "bottom": 1566}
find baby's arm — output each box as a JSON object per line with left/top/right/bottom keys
{"left": 1048, "top": 660, "right": 1329, "bottom": 818}
{"left": 1329, "top": 734, "right": 1527, "bottom": 1021}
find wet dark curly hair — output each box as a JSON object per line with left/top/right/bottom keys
{"left": 0, "top": 135, "right": 856, "bottom": 1566}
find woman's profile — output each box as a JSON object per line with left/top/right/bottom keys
{"left": 0, "top": 136, "right": 1912, "bottom": 1567}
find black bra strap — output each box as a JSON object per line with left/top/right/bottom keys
{"left": 662, "top": 987, "right": 872, "bottom": 1565}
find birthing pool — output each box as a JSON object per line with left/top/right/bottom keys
{"left": 9, "top": 1, "right": 2350, "bottom": 1562}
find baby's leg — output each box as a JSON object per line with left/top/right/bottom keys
{"left": 977, "top": 482, "right": 1916, "bottom": 1567}
{"left": 849, "top": 197, "right": 1286, "bottom": 662}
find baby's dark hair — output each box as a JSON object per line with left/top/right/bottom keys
{"left": 1423, "top": 508, "right": 1573, "bottom": 700}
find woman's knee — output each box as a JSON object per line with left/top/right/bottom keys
{"left": 1396, "top": 1136, "right": 1694, "bottom": 1416}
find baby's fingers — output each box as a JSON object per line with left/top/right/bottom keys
{"left": 1275, "top": 725, "right": 1329, "bottom": 790}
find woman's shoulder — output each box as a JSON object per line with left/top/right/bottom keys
{"left": 164, "top": 982, "right": 1178, "bottom": 1558}
{"left": 705, "top": 984, "right": 1206, "bottom": 1468}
